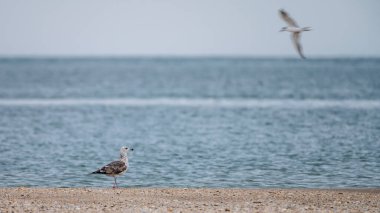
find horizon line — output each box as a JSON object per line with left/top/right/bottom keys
{"left": 0, "top": 54, "right": 380, "bottom": 60}
{"left": 1, "top": 56, "right": 380, "bottom": 60}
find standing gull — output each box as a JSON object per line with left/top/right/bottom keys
{"left": 279, "top": 9, "right": 312, "bottom": 59}
{"left": 92, "top": 146, "right": 133, "bottom": 188}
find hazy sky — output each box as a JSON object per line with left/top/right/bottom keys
{"left": 0, "top": 0, "right": 379, "bottom": 57}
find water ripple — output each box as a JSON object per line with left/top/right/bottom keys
{"left": 0, "top": 98, "right": 380, "bottom": 109}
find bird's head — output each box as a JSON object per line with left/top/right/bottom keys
{"left": 279, "top": 27, "right": 287, "bottom": 32}
{"left": 120, "top": 146, "right": 134, "bottom": 154}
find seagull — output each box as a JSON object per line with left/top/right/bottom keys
{"left": 92, "top": 146, "right": 133, "bottom": 188}
{"left": 279, "top": 9, "right": 312, "bottom": 59}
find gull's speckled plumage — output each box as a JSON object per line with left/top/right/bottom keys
{"left": 92, "top": 146, "right": 133, "bottom": 188}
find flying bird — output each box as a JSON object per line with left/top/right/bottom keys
{"left": 279, "top": 9, "right": 312, "bottom": 59}
{"left": 92, "top": 146, "right": 133, "bottom": 188}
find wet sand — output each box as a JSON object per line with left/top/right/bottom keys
{"left": 1, "top": 188, "right": 379, "bottom": 212}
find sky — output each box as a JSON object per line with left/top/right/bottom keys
{"left": 0, "top": 0, "right": 379, "bottom": 57}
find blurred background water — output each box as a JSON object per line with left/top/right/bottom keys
{"left": 0, "top": 57, "right": 379, "bottom": 188}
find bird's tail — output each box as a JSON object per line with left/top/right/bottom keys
{"left": 90, "top": 170, "right": 101, "bottom": 175}
{"left": 302, "top": 27, "right": 312, "bottom": 31}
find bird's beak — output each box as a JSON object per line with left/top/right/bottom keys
{"left": 279, "top": 29, "right": 284, "bottom": 32}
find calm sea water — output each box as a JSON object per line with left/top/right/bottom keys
{"left": 0, "top": 58, "right": 379, "bottom": 188}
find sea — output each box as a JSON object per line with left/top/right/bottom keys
{"left": 0, "top": 57, "right": 379, "bottom": 188}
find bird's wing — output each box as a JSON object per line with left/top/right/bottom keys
{"left": 279, "top": 9, "right": 299, "bottom": 27}
{"left": 93, "top": 160, "right": 127, "bottom": 175}
{"left": 292, "top": 33, "right": 306, "bottom": 59}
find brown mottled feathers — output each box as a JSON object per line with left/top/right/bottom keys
{"left": 92, "top": 160, "right": 127, "bottom": 176}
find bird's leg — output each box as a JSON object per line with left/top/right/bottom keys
{"left": 113, "top": 177, "right": 118, "bottom": 189}
{"left": 112, "top": 177, "right": 116, "bottom": 189}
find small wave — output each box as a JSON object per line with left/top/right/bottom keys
{"left": 0, "top": 98, "right": 380, "bottom": 109}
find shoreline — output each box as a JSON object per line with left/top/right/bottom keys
{"left": 1, "top": 188, "right": 379, "bottom": 212}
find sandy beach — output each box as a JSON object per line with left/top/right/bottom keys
{"left": 1, "top": 188, "right": 379, "bottom": 212}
